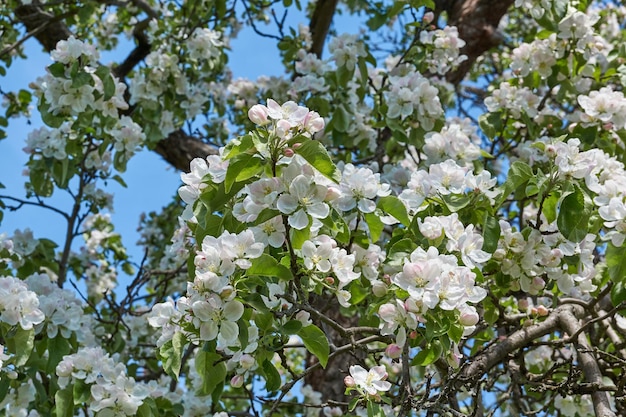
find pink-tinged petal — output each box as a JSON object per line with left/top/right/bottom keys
{"left": 349, "top": 365, "right": 368, "bottom": 383}
{"left": 372, "top": 380, "right": 392, "bottom": 392}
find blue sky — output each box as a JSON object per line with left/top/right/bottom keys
{"left": 0, "top": 7, "right": 360, "bottom": 263}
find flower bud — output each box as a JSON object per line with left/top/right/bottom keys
{"left": 283, "top": 148, "right": 295, "bottom": 157}
{"left": 292, "top": 142, "right": 302, "bottom": 149}
{"left": 372, "top": 280, "right": 388, "bottom": 297}
{"left": 385, "top": 344, "right": 402, "bottom": 359}
{"left": 536, "top": 305, "right": 549, "bottom": 317}
{"left": 423, "top": 11, "right": 434, "bottom": 24}
{"left": 325, "top": 276, "right": 335, "bottom": 285}
{"left": 248, "top": 104, "right": 269, "bottom": 125}
{"left": 409, "top": 330, "right": 418, "bottom": 339}
{"left": 344, "top": 375, "right": 356, "bottom": 387}
{"left": 240, "top": 354, "right": 255, "bottom": 370}
{"left": 459, "top": 309, "right": 479, "bottom": 327}
{"left": 382, "top": 274, "right": 391, "bottom": 285}
{"left": 231, "top": 374, "right": 244, "bottom": 388}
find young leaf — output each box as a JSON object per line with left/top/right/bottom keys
{"left": 159, "top": 331, "right": 186, "bottom": 380}
{"left": 247, "top": 253, "right": 294, "bottom": 280}
{"left": 261, "top": 359, "right": 282, "bottom": 392}
{"left": 557, "top": 186, "right": 590, "bottom": 243}
{"left": 55, "top": 388, "right": 74, "bottom": 417}
{"left": 364, "top": 212, "right": 384, "bottom": 243}
{"left": 297, "top": 324, "right": 330, "bottom": 368}
{"left": 481, "top": 213, "right": 501, "bottom": 254}
{"left": 195, "top": 350, "right": 226, "bottom": 396}
{"left": 377, "top": 195, "right": 410, "bottom": 226}
{"left": 294, "top": 140, "right": 342, "bottom": 183}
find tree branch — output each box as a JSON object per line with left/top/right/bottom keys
{"left": 559, "top": 306, "right": 617, "bottom": 417}
{"left": 435, "top": 0, "right": 515, "bottom": 84}
{"left": 308, "top": 0, "right": 339, "bottom": 58}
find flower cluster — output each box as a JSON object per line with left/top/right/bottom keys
{"left": 419, "top": 26, "right": 467, "bottom": 75}
{"left": 25, "top": 273, "right": 95, "bottom": 344}
{"left": 385, "top": 71, "right": 443, "bottom": 130}
{"left": 0, "top": 276, "right": 44, "bottom": 330}
{"left": 56, "top": 347, "right": 150, "bottom": 416}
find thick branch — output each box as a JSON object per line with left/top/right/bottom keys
{"left": 153, "top": 130, "right": 217, "bottom": 172}
{"left": 457, "top": 304, "right": 567, "bottom": 385}
{"left": 435, "top": 0, "right": 514, "bottom": 84}
{"left": 14, "top": 3, "right": 73, "bottom": 52}
{"left": 560, "top": 307, "right": 617, "bottom": 417}
{"left": 308, "top": 0, "right": 339, "bottom": 58}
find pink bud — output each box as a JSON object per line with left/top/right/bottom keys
{"left": 518, "top": 298, "right": 529, "bottom": 310}
{"left": 383, "top": 274, "right": 391, "bottom": 285}
{"left": 459, "top": 310, "right": 479, "bottom": 327}
{"left": 536, "top": 305, "right": 549, "bottom": 317}
{"left": 423, "top": 11, "right": 434, "bottom": 24}
{"left": 385, "top": 344, "right": 402, "bottom": 359}
{"left": 283, "top": 148, "right": 295, "bottom": 157}
{"left": 325, "top": 276, "right": 335, "bottom": 285}
{"left": 231, "top": 374, "right": 244, "bottom": 388}
{"left": 248, "top": 104, "right": 269, "bottom": 125}
{"left": 344, "top": 375, "right": 356, "bottom": 387}
{"left": 292, "top": 142, "right": 302, "bottom": 149}
{"left": 409, "top": 330, "right": 418, "bottom": 340}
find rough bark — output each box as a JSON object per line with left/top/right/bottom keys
{"left": 308, "top": 0, "right": 339, "bottom": 59}
{"left": 153, "top": 129, "right": 216, "bottom": 172}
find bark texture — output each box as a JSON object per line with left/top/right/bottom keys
{"left": 436, "top": 0, "right": 515, "bottom": 84}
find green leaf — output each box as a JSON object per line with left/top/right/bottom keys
{"left": 290, "top": 226, "right": 310, "bottom": 250}
{"left": 441, "top": 194, "right": 470, "bottom": 212}
{"left": 137, "top": 402, "right": 154, "bottom": 417}
{"left": 498, "top": 161, "right": 534, "bottom": 206}
{"left": 49, "top": 62, "right": 66, "bottom": 78}
{"left": 542, "top": 192, "right": 559, "bottom": 223}
{"left": 195, "top": 350, "right": 226, "bottom": 396}
{"left": 224, "top": 153, "right": 264, "bottom": 193}
{"left": 251, "top": 208, "right": 280, "bottom": 226}
{"left": 39, "top": 100, "right": 65, "bottom": 128}
{"left": 332, "top": 105, "right": 350, "bottom": 133}
{"left": 282, "top": 320, "right": 303, "bottom": 335}
{"left": 73, "top": 379, "right": 91, "bottom": 405}
{"left": 247, "top": 253, "right": 293, "bottom": 281}
{"left": 611, "top": 281, "right": 626, "bottom": 306}
{"left": 6, "top": 327, "right": 34, "bottom": 367}
{"left": 364, "top": 212, "right": 384, "bottom": 243}
{"left": 297, "top": 325, "right": 329, "bottom": 368}
{"left": 478, "top": 112, "right": 503, "bottom": 139}
{"left": 607, "top": 242, "right": 626, "bottom": 305}
{"left": 294, "top": 140, "right": 341, "bottom": 183}
{"left": 47, "top": 335, "right": 71, "bottom": 373}
{"left": 481, "top": 213, "right": 501, "bottom": 254}
{"left": 158, "top": 331, "right": 186, "bottom": 380}
{"left": 71, "top": 71, "right": 93, "bottom": 89}
{"left": 412, "top": 342, "right": 442, "bottom": 366}
{"left": 95, "top": 65, "right": 116, "bottom": 101}
{"left": 557, "top": 187, "right": 590, "bottom": 243}
{"left": 261, "top": 359, "right": 282, "bottom": 392}
{"left": 55, "top": 388, "right": 74, "bottom": 417}
{"left": 223, "top": 134, "right": 255, "bottom": 159}
{"left": 377, "top": 196, "right": 410, "bottom": 226}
